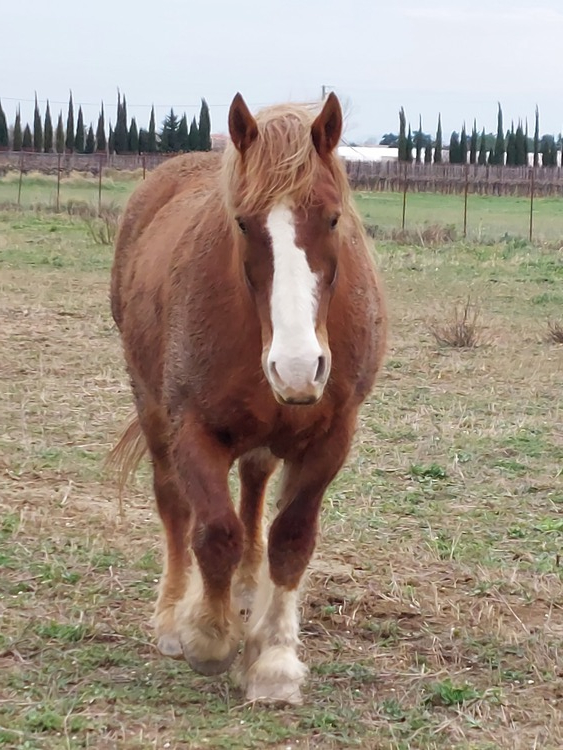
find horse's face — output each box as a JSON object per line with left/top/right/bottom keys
{"left": 229, "top": 94, "right": 344, "bottom": 406}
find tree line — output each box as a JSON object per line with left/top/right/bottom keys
{"left": 0, "top": 92, "right": 212, "bottom": 155}
{"left": 382, "top": 104, "right": 561, "bottom": 167}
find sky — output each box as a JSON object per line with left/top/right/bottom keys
{"left": 3, "top": 0, "right": 563, "bottom": 144}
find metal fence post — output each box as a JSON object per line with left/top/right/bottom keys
{"left": 17, "top": 152, "right": 24, "bottom": 208}
{"left": 463, "top": 163, "right": 469, "bottom": 238}
{"left": 402, "top": 162, "right": 408, "bottom": 230}
{"left": 56, "top": 153, "right": 61, "bottom": 212}
{"left": 529, "top": 168, "right": 535, "bottom": 243}
{"left": 98, "top": 154, "right": 103, "bottom": 215}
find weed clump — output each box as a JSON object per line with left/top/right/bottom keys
{"left": 430, "top": 297, "right": 485, "bottom": 348}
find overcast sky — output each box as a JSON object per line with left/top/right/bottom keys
{"left": 4, "top": 0, "right": 563, "bottom": 143}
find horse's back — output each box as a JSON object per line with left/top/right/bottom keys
{"left": 111, "top": 152, "right": 221, "bottom": 329}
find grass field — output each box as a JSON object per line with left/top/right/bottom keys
{"left": 1, "top": 170, "right": 563, "bottom": 241}
{"left": 1, "top": 207, "right": 563, "bottom": 749}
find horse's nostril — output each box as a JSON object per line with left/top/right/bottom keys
{"left": 314, "top": 356, "right": 327, "bottom": 383}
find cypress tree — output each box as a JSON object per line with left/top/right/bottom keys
{"left": 13, "top": 109, "right": 22, "bottom": 151}
{"left": 160, "top": 109, "right": 180, "bottom": 152}
{"left": 487, "top": 146, "right": 494, "bottom": 165}
{"left": 469, "top": 121, "right": 478, "bottom": 164}
{"left": 108, "top": 124, "right": 115, "bottom": 154}
{"left": 128, "top": 118, "right": 139, "bottom": 153}
{"left": 398, "top": 107, "right": 407, "bottom": 161}
{"left": 478, "top": 128, "right": 487, "bottom": 165}
{"left": 459, "top": 124, "right": 468, "bottom": 164}
{"left": 406, "top": 126, "right": 413, "bottom": 163}
{"left": 84, "top": 125, "right": 95, "bottom": 154}
{"left": 66, "top": 91, "right": 75, "bottom": 153}
{"left": 138, "top": 128, "right": 149, "bottom": 153}
{"left": 74, "top": 107, "right": 85, "bottom": 153}
{"left": 178, "top": 114, "right": 189, "bottom": 151}
{"left": 424, "top": 135, "right": 432, "bottom": 164}
{"left": 147, "top": 106, "right": 157, "bottom": 152}
{"left": 96, "top": 103, "right": 106, "bottom": 152}
{"left": 55, "top": 112, "right": 65, "bottom": 153}
{"left": 44, "top": 100, "right": 53, "bottom": 152}
{"left": 506, "top": 124, "right": 516, "bottom": 166}
{"left": 33, "top": 94, "right": 43, "bottom": 152}
{"left": 22, "top": 124, "right": 33, "bottom": 151}
{"left": 434, "top": 114, "right": 442, "bottom": 164}
{"left": 541, "top": 135, "right": 557, "bottom": 167}
{"left": 188, "top": 117, "right": 199, "bottom": 151}
{"left": 198, "top": 98, "right": 212, "bottom": 151}
{"left": 413, "top": 116, "right": 423, "bottom": 164}
{"left": 449, "top": 132, "right": 460, "bottom": 163}
{"left": 493, "top": 102, "right": 505, "bottom": 165}
{"left": 515, "top": 122, "right": 526, "bottom": 166}
{"left": 114, "top": 92, "right": 129, "bottom": 153}
{"left": 533, "top": 106, "right": 540, "bottom": 167}
{"left": 0, "top": 100, "right": 8, "bottom": 150}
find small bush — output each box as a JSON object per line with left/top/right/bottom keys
{"left": 547, "top": 319, "right": 563, "bottom": 343}
{"left": 85, "top": 204, "right": 120, "bottom": 245}
{"left": 430, "top": 297, "right": 484, "bottom": 348}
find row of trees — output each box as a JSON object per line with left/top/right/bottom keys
{"left": 387, "top": 105, "right": 561, "bottom": 167}
{"left": 0, "top": 92, "right": 212, "bottom": 155}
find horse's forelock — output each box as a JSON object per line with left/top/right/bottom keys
{"left": 220, "top": 103, "right": 352, "bottom": 216}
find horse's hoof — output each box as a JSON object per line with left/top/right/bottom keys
{"left": 157, "top": 634, "right": 183, "bottom": 659}
{"left": 184, "top": 644, "right": 239, "bottom": 676}
{"left": 246, "top": 680, "right": 303, "bottom": 705}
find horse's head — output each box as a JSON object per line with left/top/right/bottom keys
{"left": 226, "top": 93, "right": 346, "bottom": 406}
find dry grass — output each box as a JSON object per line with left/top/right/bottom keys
{"left": 547, "top": 319, "right": 563, "bottom": 344}
{"left": 1, "top": 210, "right": 563, "bottom": 749}
{"left": 85, "top": 205, "right": 121, "bottom": 245}
{"left": 429, "top": 297, "right": 485, "bottom": 349}
{"left": 364, "top": 222, "right": 457, "bottom": 246}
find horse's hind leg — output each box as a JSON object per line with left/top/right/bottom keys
{"left": 234, "top": 449, "right": 279, "bottom": 615}
{"left": 137, "top": 404, "right": 192, "bottom": 658}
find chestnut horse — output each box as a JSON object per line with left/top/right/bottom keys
{"left": 110, "top": 93, "right": 386, "bottom": 704}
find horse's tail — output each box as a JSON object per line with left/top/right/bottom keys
{"left": 106, "top": 414, "right": 148, "bottom": 513}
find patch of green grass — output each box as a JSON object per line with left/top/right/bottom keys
{"left": 410, "top": 463, "right": 448, "bottom": 480}
{"left": 423, "top": 678, "right": 482, "bottom": 707}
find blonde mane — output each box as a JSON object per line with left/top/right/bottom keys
{"left": 220, "top": 102, "right": 353, "bottom": 216}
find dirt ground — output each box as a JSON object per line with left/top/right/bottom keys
{"left": 1, "top": 212, "right": 563, "bottom": 749}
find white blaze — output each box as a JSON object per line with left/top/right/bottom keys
{"left": 266, "top": 204, "right": 322, "bottom": 392}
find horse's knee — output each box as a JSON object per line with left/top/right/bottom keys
{"left": 192, "top": 511, "right": 244, "bottom": 587}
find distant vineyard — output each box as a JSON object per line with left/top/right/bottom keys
{"left": 1, "top": 151, "right": 563, "bottom": 198}
{"left": 346, "top": 161, "right": 563, "bottom": 197}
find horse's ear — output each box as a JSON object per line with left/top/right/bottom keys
{"left": 311, "top": 92, "right": 343, "bottom": 159}
{"left": 229, "top": 93, "right": 258, "bottom": 156}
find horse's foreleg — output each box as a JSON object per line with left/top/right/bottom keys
{"left": 152, "top": 458, "right": 192, "bottom": 659}
{"left": 171, "top": 417, "right": 243, "bottom": 676}
{"left": 234, "top": 448, "right": 279, "bottom": 615}
{"left": 240, "top": 416, "right": 356, "bottom": 704}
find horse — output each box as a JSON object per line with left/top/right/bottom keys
{"left": 110, "top": 92, "right": 387, "bottom": 704}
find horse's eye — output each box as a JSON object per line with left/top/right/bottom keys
{"left": 236, "top": 217, "right": 248, "bottom": 234}
{"left": 330, "top": 216, "right": 339, "bottom": 230}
